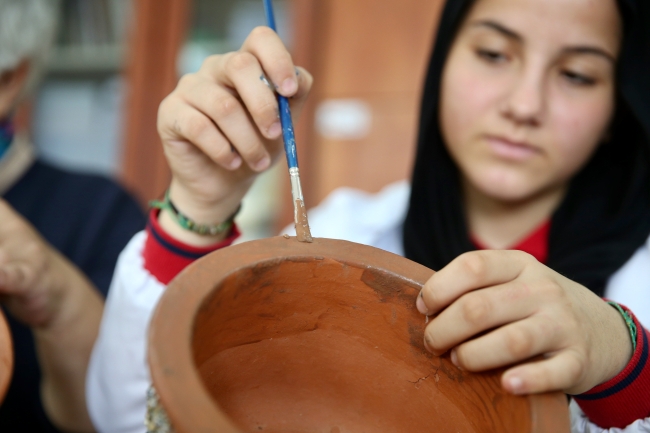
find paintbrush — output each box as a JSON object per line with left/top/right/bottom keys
{"left": 262, "top": 0, "right": 313, "bottom": 243}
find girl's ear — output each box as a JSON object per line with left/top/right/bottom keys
{"left": 0, "top": 60, "right": 30, "bottom": 118}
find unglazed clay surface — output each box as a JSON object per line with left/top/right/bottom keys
{"left": 0, "top": 310, "right": 13, "bottom": 403}
{"left": 148, "top": 237, "right": 570, "bottom": 433}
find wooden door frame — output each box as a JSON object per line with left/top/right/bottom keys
{"left": 120, "top": 0, "right": 191, "bottom": 206}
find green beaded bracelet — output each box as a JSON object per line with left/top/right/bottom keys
{"left": 607, "top": 301, "right": 637, "bottom": 352}
{"left": 150, "top": 190, "right": 241, "bottom": 236}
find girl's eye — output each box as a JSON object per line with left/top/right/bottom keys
{"left": 476, "top": 49, "right": 507, "bottom": 64}
{"left": 562, "top": 70, "right": 596, "bottom": 86}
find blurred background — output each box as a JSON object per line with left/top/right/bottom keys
{"left": 29, "top": 0, "right": 443, "bottom": 240}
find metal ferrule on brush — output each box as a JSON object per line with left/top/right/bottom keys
{"left": 289, "top": 167, "right": 304, "bottom": 202}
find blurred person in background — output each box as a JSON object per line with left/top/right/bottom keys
{"left": 0, "top": 0, "right": 145, "bottom": 431}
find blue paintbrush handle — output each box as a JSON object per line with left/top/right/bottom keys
{"left": 263, "top": 0, "right": 299, "bottom": 170}
{"left": 262, "top": 0, "right": 277, "bottom": 32}
{"left": 278, "top": 96, "right": 299, "bottom": 168}
{"left": 262, "top": 0, "right": 313, "bottom": 242}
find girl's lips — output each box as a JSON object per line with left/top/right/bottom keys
{"left": 485, "top": 136, "right": 540, "bottom": 161}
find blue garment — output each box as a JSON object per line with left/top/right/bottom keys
{"left": 0, "top": 160, "right": 146, "bottom": 432}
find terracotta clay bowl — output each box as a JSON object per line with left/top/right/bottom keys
{"left": 149, "top": 237, "right": 570, "bottom": 433}
{"left": 0, "top": 309, "right": 13, "bottom": 404}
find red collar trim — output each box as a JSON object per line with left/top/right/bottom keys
{"left": 471, "top": 220, "right": 550, "bottom": 264}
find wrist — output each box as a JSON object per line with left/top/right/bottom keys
{"left": 34, "top": 252, "right": 101, "bottom": 433}
{"left": 158, "top": 209, "right": 233, "bottom": 247}
{"left": 168, "top": 179, "right": 243, "bottom": 226}
{"left": 159, "top": 181, "right": 242, "bottom": 247}
{"left": 599, "top": 300, "right": 635, "bottom": 384}
{"left": 574, "top": 308, "right": 649, "bottom": 429}
{"left": 35, "top": 252, "right": 98, "bottom": 333}
{"left": 29, "top": 251, "right": 68, "bottom": 330}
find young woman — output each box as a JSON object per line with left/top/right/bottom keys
{"left": 87, "top": 0, "right": 650, "bottom": 431}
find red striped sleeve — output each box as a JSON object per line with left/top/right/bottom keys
{"left": 142, "top": 209, "right": 240, "bottom": 284}
{"left": 574, "top": 307, "right": 650, "bottom": 428}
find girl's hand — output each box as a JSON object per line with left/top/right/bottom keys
{"left": 157, "top": 26, "right": 313, "bottom": 231}
{"left": 416, "top": 250, "right": 633, "bottom": 395}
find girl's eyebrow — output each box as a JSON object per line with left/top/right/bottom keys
{"left": 471, "top": 19, "right": 616, "bottom": 63}
{"left": 471, "top": 20, "right": 522, "bottom": 42}
{"left": 562, "top": 47, "right": 615, "bottom": 64}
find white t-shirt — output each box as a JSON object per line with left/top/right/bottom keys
{"left": 86, "top": 181, "right": 650, "bottom": 433}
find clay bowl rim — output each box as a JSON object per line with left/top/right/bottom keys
{"left": 0, "top": 308, "right": 13, "bottom": 403}
{"left": 148, "top": 236, "right": 568, "bottom": 433}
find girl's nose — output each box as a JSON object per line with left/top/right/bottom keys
{"left": 500, "top": 68, "right": 546, "bottom": 127}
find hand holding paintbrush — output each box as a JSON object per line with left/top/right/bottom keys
{"left": 155, "top": 23, "right": 313, "bottom": 246}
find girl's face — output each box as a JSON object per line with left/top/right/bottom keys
{"left": 440, "top": 0, "right": 622, "bottom": 202}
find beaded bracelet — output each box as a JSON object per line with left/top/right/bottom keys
{"left": 607, "top": 301, "right": 637, "bottom": 352}
{"left": 150, "top": 190, "right": 241, "bottom": 236}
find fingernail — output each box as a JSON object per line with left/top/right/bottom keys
{"left": 281, "top": 78, "right": 297, "bottom": 95}
{"left": 268, "top": 121, "right": 282, "bottom": 138}
{"left": 423, "top": 335, "right": 433, "bottom": 353}
{"left": 424, "top": 334, "right": 440, "bottom": 355}
{"left": 507, "top": 376, "right": 524, "bottom": 394}
{"left": 229, "top": 156, "right": 242, "bottom": 170}
{"left": 450, "top": 349, "right": 464, "bottom": 370}
{"left": 254, "top": 155, "right": 271, "bottom": 171}
{"left": 416, "top": 295, "right": 429, "bottom": 315}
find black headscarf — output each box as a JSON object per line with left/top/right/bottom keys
{"left": 403, "top": 0, "right": 650, "bottom": 297}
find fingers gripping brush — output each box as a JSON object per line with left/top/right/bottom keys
{"left": 263, "top": 0, "right": 313, "bottom": 243}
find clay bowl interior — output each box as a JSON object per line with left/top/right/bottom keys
{"left": 0, "top": 309, "right": 13, "bottom": 403}
{"left": 149, "top": 237, "right": 569, "bottom": 433}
